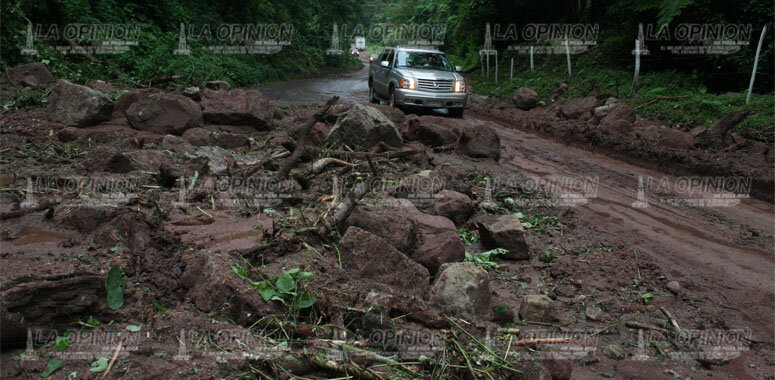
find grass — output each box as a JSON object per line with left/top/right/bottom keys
{"left": 469, "top": 54, "right": 774, "bottom": 131}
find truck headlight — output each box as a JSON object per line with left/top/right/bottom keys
{"left": 398, "top": 77, "right": 415, "bottom": 90}
{"left": 454, "top": 80, "right": 466, "bottom": 92}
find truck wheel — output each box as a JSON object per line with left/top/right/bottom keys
{"left": 448, "top": 108, "right": 464, "bottom": 118}
{"left": 369, "top": 86, "right": 379, "bottom": 104}
{"left": 388, "top": 87, "right": 397, "bottom": 108}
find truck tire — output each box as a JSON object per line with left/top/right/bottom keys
{"left": 369, "top": 86, "right": 379, "bottom": 104}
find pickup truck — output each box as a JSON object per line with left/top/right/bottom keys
{"left": 368, "top": 47, "right": 467, "bottom": 117}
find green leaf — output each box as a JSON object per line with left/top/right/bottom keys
{"left": 109, "top": 246, "right": 120, "bottom": 253}
{"left": 275, "top": 271, "right": 296, "bottom": 294}
{"left": 105, "top": 266, "right": 124, "bottom": 310}
{"left": 41, "top": 358, "right": 64, "bottom": 378}
{"left": 296, "top": 291, "right": 316, "bottom": 309}
{"left": 89, "top": 357, "right": 109, "bottom": 373}
{"left": 256, "top": 282, "right": 279, "bottom": 302}
{"left": 55, "top": 334, "right": 70, "bottom": 351}
{"left": 126, "top": 325, "right": 141, "bottom": 332}
{"left": 83, "top": 316, "right": 101, "bottom": 327}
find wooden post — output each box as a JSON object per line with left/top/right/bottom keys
{"left": 565, "top": 38, "right": 572, "bottom": 79}
{"left": 510, "top": 57, "right": 513, "bottom": 80}
{"left": 631, "top": 39, "right": 641, "bottom": 97}
{"left": 530, "top": 46, "right": 534, "bottom": 71}
{"left": 486, "top": 54, "right": 490, "bottom": 78}
{"left": 494, "top": 54, "right": 498, "bottom": 83}
{"left": 747, "top": 25, "right": 767, "bottom": 104}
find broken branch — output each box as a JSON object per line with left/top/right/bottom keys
{"left": 277, "top": 96, "right": 339, "bottom": 180}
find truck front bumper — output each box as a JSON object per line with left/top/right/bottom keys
{"left": 393, "top": 89, "right": 467, "bottom": 109}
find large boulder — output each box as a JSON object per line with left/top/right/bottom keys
{"left": 427, "top": 190, "right": 475, "bottom": 226}
{"left": 513, "top": 87, "right": 539, "bottom": 110}
{"left": 126, "top": 92, "right": 203, "bottom": 135}
{"left": 559, "top": 96, "right": 597, "bottom": 119}
{"left": 478, "top": 214, "right": 530, "bottom": 260}
{"left": 659, "top": 127, "right": 693, "bottom": 150}
{"left": 9, "top": 62, "right": 55, "bottom": 88}
{"left": 338, "top": 227, "right": 430, "bottom": 293}
{"left": 457, "top": 122, "right": 501, "bottom": 160}
{"left": 46, "top": 80, "right": 113, "bottom": 127}
{"left": 346, "top": 199, "right": 465, "bottom": 274}
{"left": 327, "top": 103, "right": 403, "bottom": 149}
{"left": 200, "top": 88, "right": 275, "bottom": 130}
{"left": 429, "top": 263, "right": 491, "bottom": 320}
{"left": 112, "top": 88, "right": 161, "bottom": 120}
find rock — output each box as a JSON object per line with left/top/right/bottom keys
{"left": 183, "top": 86, "right": 201, "bottom": 101}
{"left": 204, "top": 80, "right": 231, "bottom": 91}
{"left": 599, "top": 118, "right": 634, "bottom": 136}
{"left": 182, "top": 127, "right": 213, "bottom": 146}
{"left": 367, "top": 103, "right": 406, "bottom": 125}
{"left": 513, "top": 87, "right": 539, "bottom": 110}
{"left": 457, "top": 122, "right": 501, "bottom": 160}
{"left": 126, "top": 92, "right": 203, "bottom": 135}
{"left": 602, "top": 104, "right": 635, "bottom": 124}
{"left": 604, "top": 97, "right": 619, "bottom": 106}
{"left": 55, "top": 207, "right": 113, "bottom": 232}
{"left": 478, "top": 214, "right": 530, "bottom": 260}
{"left": 540, "top": 359, "right": 572, "bottom": 380}
{"left": 327, "top": 103, "right": 403, "bottom": 149}
{"left": 427, "top": 190, "right": 475, "bottom": 226}
{"left": 339, "top": 227, "right": 430, "bottom": 293}
{"left": 594, "top": 104, "right": 615, "bottom": 118}
{"left": 585, "top": 304, "right": 604, "bottom": 321}
{"left": 125, "top": 150, "right": 167, "bottom": 171}
{"left": 9, "top": 62, "right": 55, "bottom": 88}
{"left": 559, "top": 96, "right": 597, "bottom": 119}
{"left": 180, "top": 249, "right": 280, "bottom": 323}
{"left": 185, "top": 146, "right": 257, "bottom": 175}
{"left": 407, "top": 205, "right": 466, "bottom": 274}
{"left": 658, "top": 127, "right": 693, "bottom": 150}
{"left": 161, "top": 134, "right": 193, "bottom": 152}
{"left": 112, "top": 88, "right": 161, "bottom": 120}
{"left": 519, "top": 294, "right": 557, "bottom": 323}
{"left": 549, "top": 82, "right": 569, "bottom": 102}
{"left": 200, "top": 89, "right": 275, "bottom": 130}
{"left": 394, "top": 170, "right": 446, "bottom": 202}
{"left": 429, "top": 263, "right": 491, "bottom": 320}
{"left": 666, "top": 280, "right": 681, "bottom": 294}
{"left": 289, "top": 121, "right": 330, "bottom": 146}
{"left": 213, "top": 131, "right": 249, "bottom": 149}
{"left": 87, "top": 80, "right": 116, "bottom": 93}
{"left": 601, "top": 344, "right": 625, "bottom": 360}
{"left": 46, "top": 80, "right": 113, "bottom": 127}
{"left": 401, "top": 115, "right": 462, "bottom": 147}
{"left": 345, "top": 204, "right": 416, "bottom": 253}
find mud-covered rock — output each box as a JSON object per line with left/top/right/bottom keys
{"left": 540, "top": 359, "right": 572, "bottom": 380}
{"left": 9, "top": 62, "right": 55, "bottom": 88}
{"left": 429, "top": 262, "right": 491, "bottom": 320}
{"left": 345, "top": 204, "right": 417, "bottom": 253}
{"left": 87, "top": 80, "right": 116, "bottom": 93}
{"left": 46, "top": 80, "right": 113, "bottom": 127}
{"left": 201, "top": 89, "right": 275, "bottom": 130}
{"left": 204, "top": 80, "right": 231, "bottom": 91}
{"left": 427, "top": 190, "right": 475, "bottom": 226}
{"left": 520, "top": 294, "right": 557, "bottom": 323}
{"left": 692, "top": 111, "right": 750, "bottom": 148}
{"left": 327, "top": 103, "right": 403, "bottom": 149}
{"left": 183, "top": 86, "right": 201, "bottom": 101}
{"left": 559, "top": 96, "right": 597, "bottom": 119}
{"left": 478, "top": 214, "right": 530, "bottom": 260}
{"left": 401, "top": 115, "right": 462, "bottom": 147}
{"left": 658, "top": 127, "right": 693, "bottom": 150}
{"left": 112, "top": 88, "right": 161, "bottom": 120}
{"left": 180, "top": 250, "right": 280, "bottom": 323}
{"left": 513, "top": 87, "right": 539, "bottom": 110}
{"left": 405, "top": 202, "right": 466, "bottom": 274}
{"left": 55, "top": 207, "right": 114, "bottom": 232}
{"left": 339, "top": 226, "right": 430, "bottom": 293}
{"left": 457, "top": 122, "right": 501, "bottom": 160}
{"left": 161, "top": 134, "right": 193, "bottom": 152}
{"left": 126, "top": 92, "right": 203, "bottom": 135}
{"left": 181, "top": 127, "right": 213, "bottom": 146}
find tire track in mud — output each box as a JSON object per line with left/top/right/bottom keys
{"left": 486, "top": 121, "right": 774, "bottom": 340}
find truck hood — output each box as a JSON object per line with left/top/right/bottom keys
{"left": 395, "top": 68, "right": 463, "bottom": 81}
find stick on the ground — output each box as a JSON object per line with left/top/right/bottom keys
{"left": 276, "top": 96, "right": 339, "bottom": 180}
{"left": 660, "top": 307, "right": 682, "bottom": 335}
{"left": 318, "top": 177, "right": 377, "bottom": 236}
{"left": 0, "top": 201, "right": 58, "bottom": 221}
{"left": 515, "top": 338, "right": 570, "bottom": 346}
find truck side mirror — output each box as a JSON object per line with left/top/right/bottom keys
{"left": 380, "top": 61, "right": 390, "bottom": 68}
{"left": 455, "top": 66, "right": 463, "bottom": 72}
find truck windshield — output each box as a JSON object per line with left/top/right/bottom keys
{"left": 395, "top": 51, "right": 453, "bottom": 71}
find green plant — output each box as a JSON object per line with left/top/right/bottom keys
{"left": 105, "top": 266, "right": 124, "bottom": 310}
{"left": 90, "top": 357, "right": 109, "bottom": 373}
{"left": 234, "top": 265, "right": 317, "bottom": 311}
{"left": 55, "top": 332, "right": 70, "bottom": 351}
{"left": 640, "top": 291, "right": 654, "bottom": 305}
{"left": 538, "top": 247, "right": 556, "bottom": 265}
{"left": 41, "top": 358, "right": 64, "bottom": 378}
{"left": 457, "top": 228, "right": 479, "bottom": 246}
{"left": 465, "top": 248, "right": 508, "bottom": 270}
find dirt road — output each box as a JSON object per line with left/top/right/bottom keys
{"left": 257, "top": 64, "right": 775, "bottom": 375}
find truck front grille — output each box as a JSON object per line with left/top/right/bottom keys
{"left": 416, "top": 79, "right": 454, "bottom": 92}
